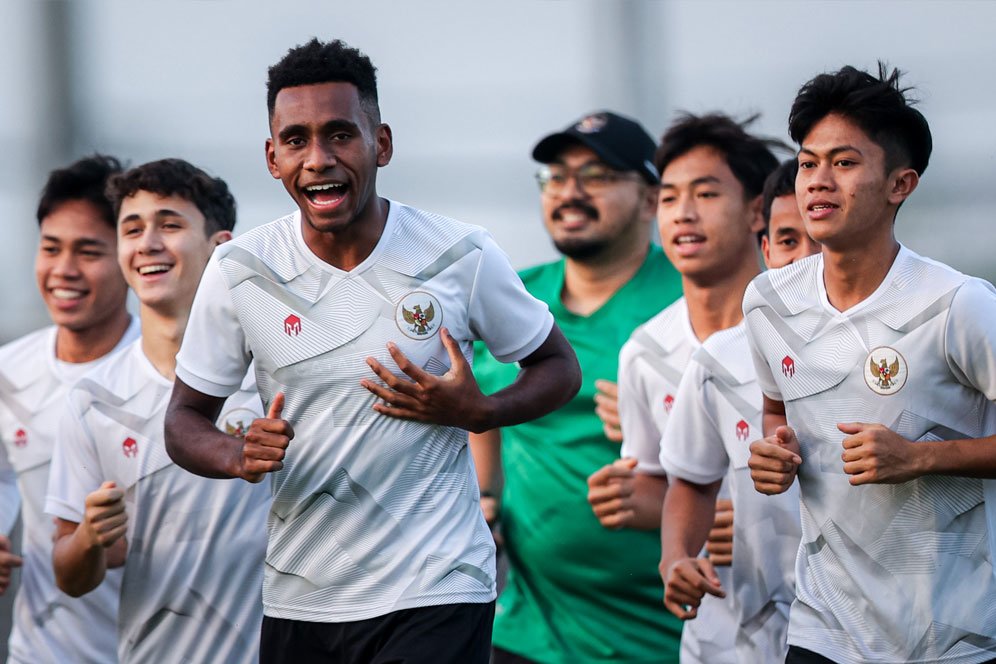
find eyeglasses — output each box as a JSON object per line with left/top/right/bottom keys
{"left": 535, "top": 163, "right": 640, "bottom": 195}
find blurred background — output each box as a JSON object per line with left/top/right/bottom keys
{"left": 2, "top": 1, "right": 995, "bottom": 343}
{"left": 1, "top": 1, "right": 995, "bottom": 657}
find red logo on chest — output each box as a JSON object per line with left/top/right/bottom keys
{"left": 781, "top": 355, "right": 795, "bottom": 378}
{"left": 663, "top": 394, "right": 675, "bottom": 414}
{"left": 735, "top": 419, "right": 750, "bottom": 441}
{"left": 13, "top": 428, "right": 27, "bottom": 448}
{"left": 284, "top": 314, "right": 302, "bottom": 337}
{"left": 122, "top": 437, "right": 138, "bottom": 458}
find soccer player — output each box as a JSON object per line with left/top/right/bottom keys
{"left": 760, "top": 159, "right": 821, "bottom": 268}
{"left": 472, "top": 110, "right": 684, "bottom": 664}
{"left": 656, "top": 125, "right": 816, "bottom": 662}
{"left": 162, "top": 39, "right": 580, "bottom": 663}
{"left": 745, "top": 64, "right": 996, "bottom": 663}
{"left": 46, "top": 159, "right": 269, "bottom": 664}
{"left": 0, "top": 155, "right": 136, "bottom": 663}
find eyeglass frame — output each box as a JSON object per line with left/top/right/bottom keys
{"left": 535, "top": 162, "right": 646, "bottom": 196}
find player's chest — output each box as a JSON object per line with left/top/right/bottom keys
{"left": 707, "top": 379, "right": 762, "bottom": 469}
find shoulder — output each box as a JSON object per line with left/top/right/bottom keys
{"left": 214, "top": 211, "right": 307, "bottom": 284}
{"left": 69, "top": 340, "right": 146, "bottom": 408}
{"left": 866, "top": 247, "right": 975, "bottom": 330}
{"left": 0, "top": 326, "right": 55, "bottom": 388}
{"left": 634, "top": 298, "right": 688, "bottom": 345}
{"left": 743, "top": 253, "right": 821, "bottom": 317}
{"left": 378, "top": 202, "right": 490, "bottom": 276}
{"left": 697, "top": 323, "right": 754, "bottom": 386}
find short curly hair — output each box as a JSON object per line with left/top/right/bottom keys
{"left": 788, "top": 63, "right": 931, "bottom": 176}
{"left": 106, "top": 159, "right": 236, "bottom": 235}
{"left": 266, "top": 38, "right": 380, "bottom": 123}
{"left": 37, "top": 154, "right": 124, "bottom": 228}
{"left": 655, "top": 113, "right": 783, "bottom": 200}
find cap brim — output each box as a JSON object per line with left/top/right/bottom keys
{"left": 531, "top": 132, "right": 631, "bottom": 172}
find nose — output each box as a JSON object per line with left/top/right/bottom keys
{"left": 553, "top": 173, "right": 588, "bottom": 201}
{"left": 137, "top": 226, "right": 164, "bottom": 254}
{"left": 304, "top": 139, "right": 336, "bottom": 173}
{"left": 805, "top": 161, "right": 834, "bottom": 192}
{"left": 673, "top": 193, "right": 697, "bottom": 224}
{"left": 52, "top": 249, "right": 81, "bottom": 278}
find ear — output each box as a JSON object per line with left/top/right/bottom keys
{"left": 641, "top": 183, "right": 660, "bottom": 220}
{"left": 746, "top": 194, "right": 766, "bottom": 235}
{"left": 761, "top": 235, "right": 772, "bottom": 267}
{"left": 375, "top": 123, "right": 394, "bottom": 167}
{"left": 210, "top": 230, "right": 233, "bottom": 247}
{"left": 887, "top": 167, "right": 919, "bottom": 206}
{"left": 265, "top": 138, "right": 281, "bottom": 180}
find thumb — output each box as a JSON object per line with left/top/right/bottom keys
{"left": 100, "top": 481, "right": 117, "bottom": 491}
{"left": 267, "top": 392, "right": 285, "bottom": 420}
{"left": 837, "top": 422, "right": 867, "bottom": 435}
{"left": 616, "top": 457, "right": 639, "bottom": 471}
{"left": 440, "top": 328, "right": 467, "bottom": 373}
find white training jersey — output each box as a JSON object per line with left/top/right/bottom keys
{"left": 46, "top": 340, "right": 269, "bottom": 664}
{"left": 617, "top": 299, "right": 739, "bottom": 664}
{"left": 174, "top": 202, "right": 554, "bottom": 623}
{"left": 743, "top": 246, "right": 996, "bottom": 663}
{"left": 659, "top": 321, "right": 800, "bottom": 663}
{"left": 0, "top": 319, "right": 137, "bottom": 664}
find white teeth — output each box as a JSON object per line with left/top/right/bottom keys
{"left": 811, "top": 204, "right": 834, "bottom": 211}
{"left": 676, "top": 236, "right": 702, "bottom": 244}
{"left": 306, "top": 183, "right": 345, "bottom": 192}
{"left": 52, "top": 288, "right": 84, "bottom": 300}
{"left": 138, "top": 265, "right": 171, "bottom": 275}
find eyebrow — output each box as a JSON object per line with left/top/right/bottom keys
{"left": 798, "top": 145, "right": 864, "bottom": 158}
{"left": 41, "top": 234, "right": 110, "bottom": 248}
{"left": 660, "top": 175, "right": 721, "bottom": 190}
{"left": 774, "top": 227, "right": 801, "bottom": 238}
{"left": 119, "top": 209, "right": 187, "bottom": 224}
{"left": 277, "top": 119, "right": 359, "bottom": 143}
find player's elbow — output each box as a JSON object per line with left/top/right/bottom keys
{"left": 559, "top": 350, "right": 582, "bottom": 406}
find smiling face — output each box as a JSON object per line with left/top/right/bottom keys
{"left": 657, "top": 145, "right": 764, "bottom": 283}
{"left": 117, "top": 191, "right": 230, "bottom": 312}
{"left": 35, "top": 199, "right": 129, "bottom": 333}
{"left": 762, "top": 193, "right": 822, "bottom": 268}
{"left": 539, "top": 144, "right": 654, "bottom": 260}
{"left": 796, "top": 113, "right": 918, "bottom": 251}
{"left": 266, "top": 81, "right": 393, "bottom": 243}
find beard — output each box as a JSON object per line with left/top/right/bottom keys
{"left": 552, "top": 236, "right": 612, "bottom": 260}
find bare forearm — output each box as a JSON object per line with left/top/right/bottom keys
{"left": 469, "top": 429, "right": 503, "bottom": 494}
{"left": 628, "top": 473, "right": 669, "bottom": 530}
{"left": 164, "top": 380, "right": 240, "bottom": 479}
{"left": 52, "top": 525, "right": 106, "bottom": 597}
{"left": 762, "top": 395, "right": 787, "bottom": 437}
{"left": 916, "top": 435, "right": 996, "bottom": 479}
{"left": 660, "top": 478, "right": 722, "bottom": 567}
{"left": 483, "top": 325, "right": 580, "bottom": 431}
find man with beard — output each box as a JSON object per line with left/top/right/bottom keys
{"left": 471, "top": 111, "right": 684, "bottom": 664}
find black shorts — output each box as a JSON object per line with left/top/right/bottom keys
{"left": 260, "top": 601, "right": 495, "bottom": 664}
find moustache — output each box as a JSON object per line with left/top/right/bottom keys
{"left": 552, "top": 201, "right": 599, "bottom": 221}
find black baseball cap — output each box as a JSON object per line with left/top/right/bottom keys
{"left": 532, "top": 111, "right": 660, "bottom": 184}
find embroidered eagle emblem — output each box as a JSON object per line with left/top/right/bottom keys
{"left": 402, "top": 302, "right": 435, "bottom": 336}
{"left": 225, "top": 420, "right": 248, "bottom": 439}
{"left": 869, "top": 355, "right": 901, "bottom": 390}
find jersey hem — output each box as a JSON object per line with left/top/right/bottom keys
{"left": 175, "top": 364, "right": 241, "bottom": 398}
{"left": 262, "top": 589, "right": 496, "bottom": 623}
{"left": 491, "top": 314, "right": 554, "bottom": 365}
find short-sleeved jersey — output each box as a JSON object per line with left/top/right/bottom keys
{"left": 475, "top": 247, "right": 686, "bottom": 664}
{"left": 618, "top": 298, "right": 697, "bottom": 474}
{"left": 174, "top": 202, "right": 553, "bottom": 623}
{"left": 45, "top": 341, "right": 269, "bottom": 664}
{"left": 660, "top": 322, "right": 800, "bottom": 663}
{"left": 0, "top": 319, "right": 137, "bottom": 664}
{"left": 743, "top": 246, "right": 996, "bottom": 663}
{"left": 617, "top": 298, "right": 737, "bottom": 663}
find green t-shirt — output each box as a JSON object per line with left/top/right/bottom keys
{"left": 474, "top": 245, "right": 684, "bottom": 664}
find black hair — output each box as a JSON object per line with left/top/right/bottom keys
{"left": 788, "top": 63, "right": 932, "bottom": 175}
{"left": 654, "top": 113, "right": 783, "bottom": 199}
{"left": 266, "top": 38, "right": 380, "bottom": 122}
{"left": 37, "top": 154, "right": 124, "bottom": 228}
{"left": 761, "top": 159, "right": 799, "bottom": 233}
{"left": 106, "top": 159, "right": 236, "bottom": 235}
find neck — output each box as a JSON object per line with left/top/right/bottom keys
{"left": 822, "top": 227, "right": 899, "bottom": 312}
{"left": 54, "top": 310, "right": 131, "bottom": 363}
{"left": 562, "top": 243, "right": 649, "bottom": 316}
{"left": 303, "top": 196, "right": 389, "bottom": 270}
{"left": 683, "top": 252, "right": 761, "bottom": 342}
{"left": 138, "top": 304, "right": 188, "bottom": 381}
